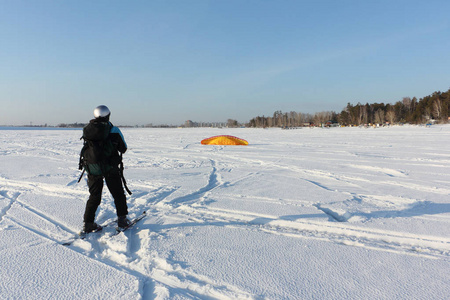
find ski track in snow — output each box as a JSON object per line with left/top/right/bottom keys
{"left": 0, "top": 190, "right": 20, "bottom": 222}
{"left": 168, "top": 203, "right": 450, "bottom": 260}
{"left": 1, "top": 127, "right": 450, "bottom": 299}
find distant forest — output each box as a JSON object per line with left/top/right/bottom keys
{"left": 54, "top": 88, "right": 450, "bottom": 128}
{"left": 247, "top": 88, "right": 450, "bottom": 128}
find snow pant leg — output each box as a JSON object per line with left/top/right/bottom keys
{"left": 84, "top": 175, "right": 104, "bottom": 223}
{"left": 104, "top": 169, "right": 128, "bottom": 217}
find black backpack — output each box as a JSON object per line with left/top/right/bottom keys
{"left": 79, "top": 120, "right": 115, "bottom": 176}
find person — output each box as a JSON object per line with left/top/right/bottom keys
{"left": 81, "top": 105, "right": 131, "bottom": 233}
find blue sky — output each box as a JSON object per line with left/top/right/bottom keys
{"left": 1, "top": 0, "right": 449, "bottom": 126}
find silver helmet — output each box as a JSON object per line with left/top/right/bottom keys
{"left": 93, "top": 105, "right": 111, "bottom": 119}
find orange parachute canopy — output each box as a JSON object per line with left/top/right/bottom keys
{"left": 201, "top": 135, "right": 249, "bottom": 146}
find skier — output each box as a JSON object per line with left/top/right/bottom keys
{"left": 80, "top": 105, "right": 131, "bottom": 233}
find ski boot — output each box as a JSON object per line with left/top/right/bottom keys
{"left": 82, "top": 222, "right": 102, "bottom": 234}
{"left": 117, "top": 215, "right": 131, "bottom": 229}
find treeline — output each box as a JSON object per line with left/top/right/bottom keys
{"left": 247, "top": 111, "right": 337, "bottom": 128}
{"left": 57, "top": 122, "right": 86, "bottom": 128}
{"left": 247, "top": 88, "right": 450, "bottom": 127}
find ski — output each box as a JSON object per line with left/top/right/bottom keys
{"left": 113, "top": 210, "right": 147, "bottom": 236}
{"left": 61, "top": 218, "right": 117, "bottom": 246}
{"left": 61, "top": 211, "right": 147, "bottom": 246}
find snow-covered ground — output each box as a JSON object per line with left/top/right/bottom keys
{"left": 0, "top": 125, "right": 449, "bottom": 299}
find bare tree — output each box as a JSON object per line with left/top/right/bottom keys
{"left": 228, "top": 119, "right": 239, "bottom": 127}
{"left": 314, "top": 111, "right": 332, "bottom": 126}
{"left": 432, "top": 99, "right": 442, "bottom": 120}
{"left": 423, "top": 107, "right": 432, "bottom": 122}
{"left": 298, "top": 113, "right": 313, "bottom": 125}
{"left": 374, "top": 109, "right": 385, "bottom": 125}
{"left": 360, "top": 104, "right": 369, "bottom": 125}
{"left": 402, "top": 97, "right": 412, "bottom": 111}
{"left": 386, "top": 109, "right": 396, "bottom": 124}
{"left": 289, "top": 111, "right": 298, "bottom": 127}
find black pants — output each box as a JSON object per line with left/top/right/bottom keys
{"left": 83, "top": 168, "right": 128, "bottom": 223}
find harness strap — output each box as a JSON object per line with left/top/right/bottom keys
{"left": 77, "top": 168, "right": 85, "bottom": 183}
{"left": 119, "top": 153, "right": 132, "bottom": 195}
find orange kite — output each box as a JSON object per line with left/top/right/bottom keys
{"left": 201, "top": 135, "right": 249, "bottom": 146}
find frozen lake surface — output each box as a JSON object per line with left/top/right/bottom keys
{"left": 0, "top": 125, "right": 449, "bottom": 299}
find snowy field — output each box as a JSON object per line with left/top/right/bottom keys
{"left": 0, "top": 125, "right": 449, "bottom": 299}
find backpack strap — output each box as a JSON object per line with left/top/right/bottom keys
{"left": 77, "top": 137, "right": 87, "bottom": 182}
{"left": 119, "top": 153, "right": 132, "bottom": 195}
{"left": 77, "top": 168, "right": 85, "bottom": 183}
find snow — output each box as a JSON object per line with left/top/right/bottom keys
{"left": 0, "top": 125, "right": 449, "bottom": 299}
